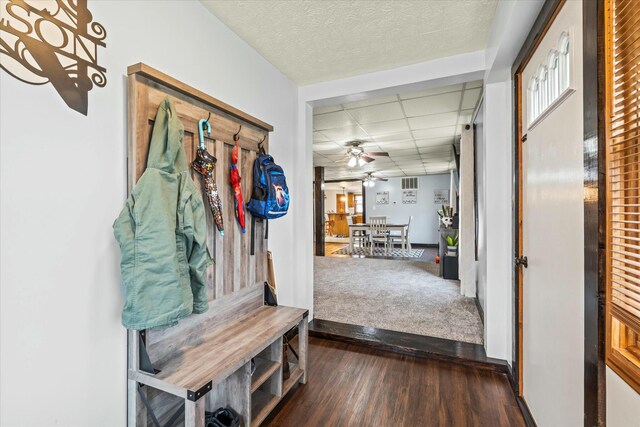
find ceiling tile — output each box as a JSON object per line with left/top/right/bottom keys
{"left": 408, "top": 112, "right": 459, "bottom": 130}
{"left": 360, "top": 119, "right": 409, "bottom": 136}
{"left": 461, "top": 88, "right": 482, "bottom": 110}
{"left": 314, "top": 105, "right": 343, "bottom": 115}
{"left": 376, "top": 140, "right": 416, "bottom": 150}
{"left": 399, "top": 83, "right": 464, "bottom": 99}
{"left": 390, "top": 149, "right": 420, "bottom": 158}
{"left": 422, "top": 157, "right": 453, "bottom": 164}
{"left": 313, "top": 111, "right": 357, "bottom": 130}
{"left": 415, "top": 137, "right": 452, "bottom": 148}
{"left": 313, "top": 142, "right": 344, "bottom": 153}
{"left": 412, "top": 126, "right": 456, "bottom": 139}
{"left": 457, "top": 108, "right": 474, "bottom": 126}
{"left": 402, "top": 91, "right": 462, "bottom": 116}
{"left": 372, "top": 131, "right": 413, "bottom": 143}
{"left": 313, "top": 131, "right": 331, "bottom": 142}
{"left": 347, "top": 102, "right": 405, "bottom": 124}
{"left": 419, "top": 146, "right": 453, "bottom": 155}
{"left": 341, "top": 95, "right": 399, "bottom": 109}
{"left": 321, "top": 125, "right": 368, "bottom": 141}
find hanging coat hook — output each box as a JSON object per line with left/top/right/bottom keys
{"left": 257, "top": 134, "right": 266, "bottom": 155}
{"left": 198, "top": 118, "right": 211, "bottom": 149}
{"left": 233, "top": 124, "right": 242, "bottom": 142}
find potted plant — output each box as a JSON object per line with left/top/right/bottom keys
{"left": 445, "top": 231, "right": 458, "bottom": 255}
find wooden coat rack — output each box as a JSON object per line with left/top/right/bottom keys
{"left": 125, "top": 63, "right": 307, "bottom": 427}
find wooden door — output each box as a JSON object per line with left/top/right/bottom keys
{"left": 516, "top": 1, "right": 585, "bottom": 424}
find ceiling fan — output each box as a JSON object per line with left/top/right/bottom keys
{"left": 362, "top": 172, "right": 388, "bottom": 188}
{"left": 341, "top": 141, "right": 389, "bottom": 167}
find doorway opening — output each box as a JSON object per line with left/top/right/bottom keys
{"left": 311, "top": 82, "right": 484, "bottom": 346}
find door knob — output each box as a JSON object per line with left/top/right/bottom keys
{"left": 515, "top": 256, "right": 528, "bottom": 268}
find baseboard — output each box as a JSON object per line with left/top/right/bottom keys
{"left": 309, "top": 319, "right": 509, "bottom": 373}
{"left": 474, "top": 296, "right": 485, "bottom": 323}
{"left": 505, "top": 365, "right": 537, "bottom": 427}
{"left": 515, "top": 396, "right": 537, "bottom": 427}
{"left": 412, "top": 243, "right": 438, "bottom": 248}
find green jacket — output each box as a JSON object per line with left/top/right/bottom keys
{"left": 114, "top": 97, "right": 212, "bottom": 330}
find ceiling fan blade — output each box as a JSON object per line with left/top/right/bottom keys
{"left": 373, "top": 177, "right": 388, "bottom": 181}
{"left": 361, "top": 155, "right": 375, "bottom": 163}
{"left": 365, "top": 151, "right": 389, "bottom": 157}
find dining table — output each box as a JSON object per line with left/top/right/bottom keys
{"left": 348, "top": 223, "right": 410, "bottom": 255}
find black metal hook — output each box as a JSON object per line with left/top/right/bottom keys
{"left": 233, "top": 124, "right": 242, "bottom": 142}
{"left": 206, "top": 111, "right": 211, "bottom": 122}
{"left": 257, "top": 134, "right": 267, "bottom": 155}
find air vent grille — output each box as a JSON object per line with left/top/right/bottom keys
{"left": 401, "top": 177, "right": 418, "bottom": 190}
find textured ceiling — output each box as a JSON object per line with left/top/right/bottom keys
{"left": 313, "top": 81, "right": 482, "bottom": 181}
{"left": 201, "top": 0, "right": 498, "bottom": 84}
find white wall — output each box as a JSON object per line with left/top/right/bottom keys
{"left": 459, "top": 126, "right": 476, "bottom": 297}
{"left": 607, "top": 368, "right": 640, "bottom": 427}
{"left": 0, "top": 2, "right": 298, "bottom": 426}
{"left": 475, "top": 101, "right": 487, "bottom": 314}
{"left": 478, "top": 0, "right": 544, "bottom": 362}
{"left": 365, "top": 174, "right": 451, "bottom": 244}
{"left": 482, "top": 80, "right": 513, "bottom": 362}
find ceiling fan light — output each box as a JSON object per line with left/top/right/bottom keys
{"left": 363, "top": 180, "right": 369, "bottom": 187}
{"left": 358, "top": 157, "right": 366, "bottom": 167}
{"left": 347, "top": 156, "right": 357, "bottom": 167}
{"left": 370, "top": 180, "right": 375, "bottom": 187}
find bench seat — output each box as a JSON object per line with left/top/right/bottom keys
{"left": 130, "top": 305, "right": 308, "bottom": 399}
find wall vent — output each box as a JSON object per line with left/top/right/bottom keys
{"left": 401, "top": 177, "right": 418, "bottom": 190}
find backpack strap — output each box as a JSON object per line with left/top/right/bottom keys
{"left": 251, "top": 215, "right": 256, "bottom": 256}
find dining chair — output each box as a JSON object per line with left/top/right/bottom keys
{"left": 347, "top": 215, "right": 367, "bottom": 249}
{"left": 388, "top": 215, "right": 412, "bottom": 253}
{"left": 324, "top": 213, "right": 334, "bottom": 236}
{"left": 368, "top": 216, "right": 389, "bottom": 255}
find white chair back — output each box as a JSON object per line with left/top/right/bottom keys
{"left": 407, "top": 215, "right": 413, "bottom": 234}
{"left": 346, "top": 215, "right": 354, "bottom": 225}
{"left": 369, "top": 216, "right": 387, "bottom": 236}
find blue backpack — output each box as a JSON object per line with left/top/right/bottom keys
{"left": 247, "top": 154, "right": 290, "bottom": 219}
{"left": 247, "top": 153, "right": 290, "bottom": 254}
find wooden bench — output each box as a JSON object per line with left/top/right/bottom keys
{"left": 130, "top": 305, "right": 308, "bottom": 427}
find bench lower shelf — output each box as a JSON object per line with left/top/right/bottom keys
{"left": 251, "top": 389, "right": 280, "bottom": 426}
{"left": 283, "top": 364, "right": 304, "bottom": 396}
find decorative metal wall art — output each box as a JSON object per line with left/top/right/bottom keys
{"left": 0, "top": 0, "right": 107, "bottom": 115}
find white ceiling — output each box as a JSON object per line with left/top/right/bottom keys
{"left": 201, "top": 1, "right": 499, "bottom": 85}
{"left": 313, "top": 81, "right": 482, "bottom": 181}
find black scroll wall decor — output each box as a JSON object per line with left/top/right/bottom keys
{"left": 0, "top": 0, "right": 107, "bottom": 115}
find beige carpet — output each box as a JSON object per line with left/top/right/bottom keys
{"left": 314, "top": 256, "right": 484, "bottom": 344}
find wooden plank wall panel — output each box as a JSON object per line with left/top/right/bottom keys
{"left": 214, "top": 138, "right": 225, "bottom": 300}
{"left": 223, "top": 142, "right": 236, "bottom": 296}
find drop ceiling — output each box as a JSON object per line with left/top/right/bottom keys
{"left": 201, "top": 1, "right": 499, "bottom": 85}
{"left": 313, "top": 81, "right": 482, "bottom": 181}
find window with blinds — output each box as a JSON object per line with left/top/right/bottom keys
{"left": 606, "top": 0, "right": 640, "bottom": 393}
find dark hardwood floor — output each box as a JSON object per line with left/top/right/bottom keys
{"left": 309, "top": 319, "right": 508, "bottom": 373}
{"left": 264, "top": 337, "right": 525, "bottom": 427}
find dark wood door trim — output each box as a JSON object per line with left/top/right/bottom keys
{"left": 582, "top": 0, "right": 606, "bottom": 425}
{"left": 510, "top": 1, "right": 606, "bottom": 426}
{"left": 314, "top": 167, "right": 325, "bottom": 256}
